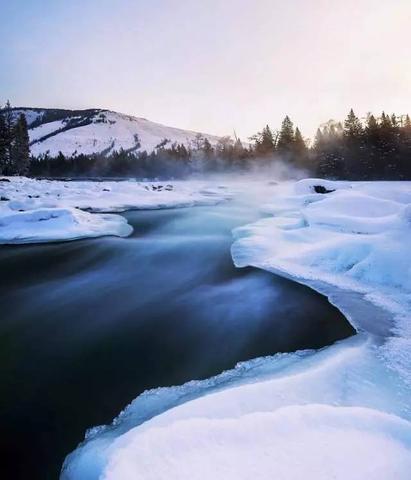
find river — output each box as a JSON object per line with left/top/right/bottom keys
{"left": 0, "top": 197, "right": 354, "bottom": 479}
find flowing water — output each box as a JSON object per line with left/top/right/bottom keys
{"left": 0, "top": 198, "right": 355, "bottom": 479}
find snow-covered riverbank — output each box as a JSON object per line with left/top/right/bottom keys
{"left": 61, "top": 178, "right": 411, "bottom": 480}
{"left": 0, "top": 177, "right": 231, "bottom": 243}
{"left": 232, "top": 178, "right": 411, "bottom": 385}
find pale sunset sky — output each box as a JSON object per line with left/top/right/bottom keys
{"left": 1, "top": 0, "right": 410, "bottom": 140}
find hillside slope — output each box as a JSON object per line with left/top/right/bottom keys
{"left": 10, "top": 108, "right": 221, "bottom": 158}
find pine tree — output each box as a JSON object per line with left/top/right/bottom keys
{"left": 343, "top": 109, "right": 363, "bottom": 139}
{"left": 0, "top": 114, "right": 7, "bottom": 174}
{"left": 11, "top": 114, "right": 30, "bottom": 175}
{"left": 232, "top": 137, "right": 248, "bottom": 168}
{"left": 1, "top": 101, "right": 14, "bottom": 173}
{"left": 292, "top": 127, "right": 307, "bottom": 166}
{"left": 293, "top": 127, "right": 306, "bottom": 153}
{"left": 380, "top": 111, "right": 392, "bottom": 131}
{"left": 192, "top": 133, "right": 205, "bottom": 150}
{"left": 403, "top": 114, "right": 411, "bottom": 145}
{"left": 202, "top": 137, "right": 214, "bottom": 157}
{"left": 365, "top": 114, "right": 379, "bottom": 137}
{"left": 253, "top": 125, "right": 275, "bottom": 155}
{"left": 361, "top": 114, "right": 381, "bottom": 178}
{"left": 391, "top": 114, "right": 399, "bottom": 130}
{"left": 277, "top": 116, "right": 295, "bottom": 153}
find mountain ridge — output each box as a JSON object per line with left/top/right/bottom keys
{"left": 9, "top": 107, "right": 222, "bottom": 158}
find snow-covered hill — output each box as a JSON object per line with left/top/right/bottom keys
{"left": 11, "top": 108, "right": 222, "bottom": 158}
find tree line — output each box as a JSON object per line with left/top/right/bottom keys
{"left": 2, "top": 100, "right": 411, "bottom": 179}
{"left": 314, "top": 110, "right": 411, "bottom": 179}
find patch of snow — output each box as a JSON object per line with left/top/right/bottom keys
{"left": 29, "top": 119, "right": 66, "bottom": 143}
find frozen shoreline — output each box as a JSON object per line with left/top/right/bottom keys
{"left": 0, "top": 177, "right": 232, "bottom": 244}
{"left": 231, "top": 178, "right": 411, "bottom": 387}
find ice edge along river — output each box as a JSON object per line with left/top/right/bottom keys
{"left": 59, "top": 178, "right": 411, "bottom": 480}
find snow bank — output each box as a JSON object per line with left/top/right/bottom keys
{"left": 62, "top": 333, "right": 411, "bottom": 480}
{"left": 61, "top": 178, "right": 411, "bottom": 480}
{"left": 232, "top": 179, "right": 411, "bottom": 383}
{"left": 0, "top": 207, "right": 131, "bottom": 244}
{"left": 100, "top": 405, "right": 411, "bottom": 480}
{"left": 0, "top": 177, "right": 231, "bottom": 244}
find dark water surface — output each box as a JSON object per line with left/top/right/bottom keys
{"left": 0, "top": 201, "right": 354, "bottom": 479}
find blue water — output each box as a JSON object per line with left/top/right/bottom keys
{"left": 0, "top": 199, "right": 354, "bottom": 479}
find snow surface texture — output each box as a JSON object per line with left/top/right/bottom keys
{"left": 19, "top": 109, "right": 222, "bottom": 157}
{"left": 62, "top": 179, "right": 411, "bottom": 480}
{"left": 0, "top": 177, "right": 231, "bottom": 244}
{"left": 232, "top": 179, "right": 411, "bottom": 385}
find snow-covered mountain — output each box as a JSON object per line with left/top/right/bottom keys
{"left": 11, "top": 108, "right": 222, "bottom": 158}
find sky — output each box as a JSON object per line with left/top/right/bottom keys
{"left": 1, "top": 0, "right": 411, "bottom": 140}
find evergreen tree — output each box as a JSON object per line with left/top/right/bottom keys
{"left": 192, "top": 133, "right": 205, "bottom": 150}
{"left": 261, "top": 125, "right": 276, "bottom": 153}
{"left": 291, "top": 127, "right": 308, "bottom": 167}
{"left": 398, "top": 114, "right": 411, "bottom": 178}
{"left": 293, "top": 127, "right": 306, "bottom": 154}
{"left": 378, "top": 111, "right": 400, "bottom": 177}
{"left": 1, "top": 101, "right": 14, "bottom": 173}
{"left": 342, "top": 109, "right": 365, "bottom": 178}
{"left": 252, "top": 125, "right": 275, "bottom": 155}
{"left": 391, "top": 114, "right": 400, "bottom": 131}
{"left": 11, "top": 114, "right": 30, "bottom": 175}
{"left": 365, "top": 114, "right": 379, "bottom": 137}
{"left": 0, "top": 114, "right": 7, "bottom": 174}
{"left": 232, "top": 137, "right": 248, "bottom": 168}
{"left": 343, "top": 109, "right": 363, "bottom": 139}
{"left": 202, "top": 137, "right": 214, "bottom": 158}
{"left": 315, "top": 128, "right": 344, "bottom": 178}
{"left": 379, "top": 111, "right": 392, "bottom": 132}
{"left": 362, "top": 114, "right": 380, "bottom": 178}
{"left": 277, "top": 116, "right": 295, "bottom": 153}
